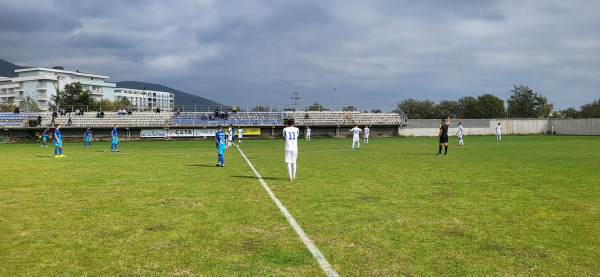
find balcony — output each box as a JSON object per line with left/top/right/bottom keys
{"left": 37, "top": 86, "right": 47, "bottom": 91}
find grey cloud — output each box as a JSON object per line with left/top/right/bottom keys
{"left": 0, "top": 0, "right": 598, "bottom": 110}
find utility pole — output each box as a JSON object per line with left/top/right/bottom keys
{"left": 291, "top": 91, "right": 300, "bottom": 111}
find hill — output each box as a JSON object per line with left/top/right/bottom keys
{"left": 115, "top": 81, "right": 223, "bottom": 107}
{"left": 0, "top": 58, "right": 27, "bottom": 77}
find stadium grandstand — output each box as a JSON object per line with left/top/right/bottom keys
{"left": 0, "top": 112, "right": 40, "bottom": 127}
{"left": 3, "top": 110, "right": 406, "bottom": 128}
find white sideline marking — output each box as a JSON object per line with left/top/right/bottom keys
{"left": 235, "top": 145, "right": 339, "bottom": 277}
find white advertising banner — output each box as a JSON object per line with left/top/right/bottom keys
{"left": 193, "top": 129, "right": 218, "bottom": 137}
{"left": 168, "top": 129, "right": 194, "bottom": 137}
{"left": 140, "top": 129, "right": 168, "bottom": 138}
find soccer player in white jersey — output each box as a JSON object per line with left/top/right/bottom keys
{"left": 349, "top": 124, "right": 362, "bottom": 149}
{"left": 283, "top": 118, "right": 299, "bottom": 181}
{"left": 227, "top": 124, "right": 234, "bottom": 148}
{"left": 495, "top": 122, "right": 502, "bottom": 141}
{"left": 363, "top": 125, "right": 370, "bottom": 144}
{"left": 237, "top": 126, "right": 243, "bottom": 144}
{"left": 457, "top": 122, "right": 464, "bottom": 146}
{"left": 305, "top": 126, "right": 311, "bottom": 141}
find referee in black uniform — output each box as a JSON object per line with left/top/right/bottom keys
{"left": 437, "top": 116, "right": 450, "bottom": 155}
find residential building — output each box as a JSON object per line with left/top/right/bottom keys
{"left": 0, "top": 66, "right": 116, "bottom": 111}
{"left": 114, "top": 88, "right": 174, "bottom": 111}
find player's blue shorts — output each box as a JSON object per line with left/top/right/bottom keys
{"left": 112, "top": 138, "right": 118, "bottom": 144}
{"left": 85, "top": 135, "right": 91, "bottom": 142}
{"left": 54, "top": 141, "right": 62, "bottom": 147}
{"left": 43, "top": 137, "right": 47, "bottom": 142}
{"left": 218, "top": 144, "right": 225, "bottom": 154}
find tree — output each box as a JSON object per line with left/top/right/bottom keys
{"left": 508, "top": 85, "right": 553, "bottom": 118}
{"left": 395, "top": 98, "right": 436, "bottom": 119}
{"left": 551, "top": 107, "right": 579, "bottom": 118}
{"left": 535, "top": 94, "right": 553, "bottom": 118}
{"left": 456, "top": 96, "right": 478, "bottom": 119}
{"left": 19, "top": 96, "right": 41, "bottom": 112}
{"left": 370, "top": 109, "right": 382, "bottom": 113}
{"left": 579, "top": 98, "right": 600, "bottom": 118}
{"left": 342, "top": 106, "right": 358, "bottom": 111}
{"left": 475, "top": 93, "right": 505, "bottom": 118}
{"left": 307, "top": 102, "right": 329, "bottom": 111}
{"left": 114, "top": 97, "right": 132, "bottom": 108}
{"left": 51, "top": 82, "right": 96, "bottom": 109}
{"left": 434, "top": 100, "right": 459, "bottom": 118}
{"left": 0, "top": 98, "right": 15, "bottom": 112}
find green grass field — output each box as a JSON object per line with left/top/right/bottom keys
{"left": 1, "top": 136, "right": 599, "bottom": 276}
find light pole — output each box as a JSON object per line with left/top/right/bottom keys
{"left": 506, "top": 91, "right": 509, "bottom": 119}
{"left": 333, "top": 88, "right": 336, "bottom": 110}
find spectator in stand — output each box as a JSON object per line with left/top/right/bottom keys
{"left": 37, "top": 115, "right": 42, "bottom": 126}
{"left": 214, "top": 109, "right": 219, "bottom": 118}
{"left": 201, "top": 113, "right": 207, "bottom": 120}
{"left": 128, "top": 109, "right": 132, "bottom": 115}
{"left": 97, "top": 112, "right": 101, "bottom": 118}
{"left": 209, "top": 113, "right": 214, "bottom": 121}
{"left": 176, "top": 108, "right": 181, "bottom": 115}
{"left": 80, "top": 110, "right": 84, "bottom": 116}
{"left": 67, "top": 116, "right": 72, "bottom": 126}
{"left": 156, "top": 107, "right": 161, "bottom": 113}
{"left": 51, "top": 112, "right": 57, "bottom": 125}
{"left": 304, "top": 112, "right": 309, "bottom": 119}
{"left": 75, "top": 109, "right": 80, "bottom": 116}
{"left": 14, "top": 107, "right": 19, "bottom": 114}
{"left": 225, "top": 111, "right": 229, "bottom": 120}
{"left": 232, "top": 106, "right": 238, "bottom": 113}
{"left": 100, "top": 111, "right": 105, "bottom": 118}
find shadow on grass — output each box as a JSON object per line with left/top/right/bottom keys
{"left": 232, "top": 175, "right": 288, "bottom": 180}
{"left": 35, "top": 156, "right": 53, "bottom": 158}
{"left": 185, "top": 164, "right": 219, "bottom": 167}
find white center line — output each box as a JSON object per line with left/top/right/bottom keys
{"left": 235, "top": 145, "right": 339, "bottom": 277}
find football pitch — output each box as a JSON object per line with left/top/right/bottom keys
{"left": 1, "top": 136, "right": 599, "bottom": 276}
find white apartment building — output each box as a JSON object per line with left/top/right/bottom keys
{"left": 114, "top": 88, "right": 174, "bottom": 111}
{"left": 0, "top": 66, "right": 116, "bottom": 111}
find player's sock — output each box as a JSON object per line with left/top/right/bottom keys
{"left": 287, "top": 163, "right": 293, "bottom": 179}
{"left": 115, "top": 145, "right": 118, "bottom": 151}
{"left": 357, "top": 141, "right": 360, "bottom": 149}
{"left": 89, "top": 142, "right": 92, "bottom": 147}
{"left": 351, "top": 141, "right": 355, "bottom": 149}
{"left": 111, "top": 144, "right": 114, "bottom": 151}
{"left": 444, "top": 145, "right": 447, "bottom": 154}
{"left": 292, "top": 163, "right": 296, "bottom": 177}
{"left": 59, "top": 148, "right": 62, "bottom": 155}
{"left": 438, "top": 145, "right": 442, "bottom": 154}
{"left": 55, "top": 148, "right": 58, "bottom": 155}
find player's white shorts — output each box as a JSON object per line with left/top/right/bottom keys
{"left": 353, "top": 137, "right": 360, "bottom": 142}
{"left": 228, "top": 136, "right": 232, "bottom": 141}
{"left": 364, "top": 134, "right": 369, "bottom": 139}
{"left": 458, "top": 135, "right": 462, "bottom": 139}
{"left": 285, "top": 150, "right": 298, "bottom": 164}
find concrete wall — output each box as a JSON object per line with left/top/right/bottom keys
{"left": 399, "top": 118, "right": 600, "bottom": 136}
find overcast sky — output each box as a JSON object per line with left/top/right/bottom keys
{"left": 1, "top": 0, "right": 598, "bottom": 110}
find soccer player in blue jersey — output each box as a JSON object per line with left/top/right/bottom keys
{"left": 54, "top": 124, "right": 64, "bottom": 158}
{"left": 84, "top": 127, "right": 93, "bottom": 148}
{"left": 215, "top": 126, "right": 227, "bottom": 167}
{"left": 42, "top": 129, "right": 48, "bottom": 147}
{"left": 110, "top": 124, "right": 119, "bottom": 152}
